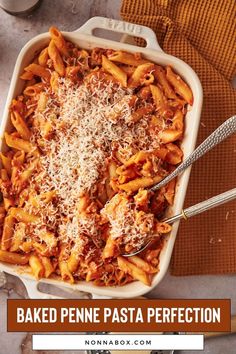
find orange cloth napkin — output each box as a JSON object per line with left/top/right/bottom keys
{"left": 121, "top": 0, "right": 236, "bottom": 275}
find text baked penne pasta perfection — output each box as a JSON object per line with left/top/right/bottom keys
{"left": 0, "top": 27, "right": 193, "bottom": 287}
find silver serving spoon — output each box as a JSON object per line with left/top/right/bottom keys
{"left": 123, "top": 187, "right": 236, "bottom": 257}
{"left": 150, "top": 115, "right": 236, "bottom": 192}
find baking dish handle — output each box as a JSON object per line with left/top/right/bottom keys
{"left": 21, "top": 278, "right": 64, "bottom": 299}
{"left": 75, "top": 16, "right": 163, "bottom": 52}
{"left": 21, "top": 278, "right": 93, "bottom": 299}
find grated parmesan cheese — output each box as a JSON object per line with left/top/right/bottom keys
{"left": 27, "top": 75, "right": 165, "bottom": 254}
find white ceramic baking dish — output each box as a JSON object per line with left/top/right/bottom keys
{"left": 0, "top": 17, "right": 202, "bottom": 299}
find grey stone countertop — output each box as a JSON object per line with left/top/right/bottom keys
{"left": 0, "top": 1, "right": 235, "bottom": 354}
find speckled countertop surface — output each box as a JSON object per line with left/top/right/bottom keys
{"left": 0, "top": 1, "right": 235, "bottom": 354}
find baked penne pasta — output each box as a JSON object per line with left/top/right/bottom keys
{"left": 0, "top": 250, "right": 30, "bottom": 265}
{"left": 0, "top": 27, "right": 193, "bottom": 287}
{"left": 102, "top": 55, "right": 127, "bottom": 87}
{"left": 29, "top": 255, "right": 44, "bottom": 279}
{"left": 48, "top": 40, "right": 65, "bottom": 77}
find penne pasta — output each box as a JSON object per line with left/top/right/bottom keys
{"left": 118, "top": 175, "right": 162, "bottom": 193}
{"left": 40, "top": 256, "right": 54, "bottom": 278}
{"left": 108, "top": 50, "right": 148, "bottom": 66}
{"left": 0, "top": 152, "right": 12, "bottom": 176}
{"left": 38, "top": 47, "right": 49, "bottom": 67}
{"left": 24, "top": 63, "right": 51, "bottom": 81}
{"left": 11, "top": 111, "right": 31, "bottom": 140}
{"left": 102, "top": 55, "right": 127, "bottom": 87}
{"left": 29, "top": 255, "right": 44, "bottom": 279}
{"left": 166, "top": 66, "right": 193, "bottom": 105}
{"left": 10, "top": 208, "right": 40, "bottom": 224}
{"left": 128, "top": 62, "right": 154, "bottom": 88}
{"left": 59, "top": 261, "right": 74, "bottom": 283}
{"left": 1, "top": 214, "right": 15, "bottom": 251}
{"left": 0, "top": 27, "right": 193, "bottom": 287}
{"left": 49, "top": 26, "right": 69, "bottom": 57}
{"left": 117, "top": 256, "right": 151, "bottom": 286}
{"left": 0, "top": 249, "right": 30, "bottom": 265}
{"left": 4, "top": 132, "right": 36, "bottom": 153}
{"left": 48, "top": 40, "right": 65, "bottom": 77}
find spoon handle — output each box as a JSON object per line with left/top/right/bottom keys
{"left": 150, "top": 115, "right": 236, "bottom": 192}
{"left": 165, "top": 187, "right": 236, "bottom": 224}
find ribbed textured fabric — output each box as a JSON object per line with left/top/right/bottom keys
{"left": 121, "top": 0, "right": 236, "bottom": 275}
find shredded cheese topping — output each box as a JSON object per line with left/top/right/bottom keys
{"left": 28, "top": 75, "right": 165, "bottom": 253}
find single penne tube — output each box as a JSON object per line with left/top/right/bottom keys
{"left": 123, "top": 150, "right": 150, "bottom": 167}
{"left": 166, "top": 66, "right": 193, "bottom": 105}
{"left": 102, "top": 55, "right": 127, "bottom": 87}
{"left": 4, "top": 132, "right": 36, "bottom": 153}
{"left": 128, "top": 62, "right": 154, "bottom": 88}
{"left": 108, "top": 50, "right": 148, "bottom": 66}
{"left": 24, "top": 63, "right": 51, "bottom": 81}
{"left": 33, "top": 242, "right": 49, "bottom": 256}
{"left": 40, "top": 256, "right": 54, "bottom": 278}
{"left": 50, "top": 71, "right": 60, "bottom": 93}
{"left": 171, "top": 109, "right": 184, "bottom": 132}
{"left": 20, "top": 71, "right": 34, "bottom": 80}
{"left": 48, "top": 40, "right": 65, "bottom": 77}
{"left": 159, "top": 129, "right": 183, "bottom": 143}
{"left": 0, "top": 249, "right": 30, "bottom": 265}
{"left": 0, "top": 152, "right": 12, "bottom": 176}
{"left": 154, "top": 65, "right": 177, "bottom": 99}
{"left": 37, "top": 92, "right": 48, "bottom": 112}
{"left": 150, "top": 84, "right": 173, "bottom": 118}
{"left": 23, "top": 82, "right": 45, "bottom": 96}
{"left": 129, "top": 256, "right": 158, "bottom": 274}
{"left": 1, "top": 214, "right": 15, "bottom": 251}
{"left": 118, "top": 175, "right": 162, "bottom": 193}
{"left": 38, "top": 47, "right": 49, "bottom": 66}
{"left": 10, "top": 207, "right": 40, "bottom": 224}
{"left": 10, "top": 222, "right": 26, "bottom": 252}
{"left": 165, "top": 143, "right": 183, "bottom": 164}
{"left": 68, "top": 250, "right": 80, "bottom": 273}
{"left": 117, "top": 256, "right": 151, "bottom": 286}
{"left": 102, "top": 235, "right": 117, "bottom": 259}
{"left": 59, "top": 261, "right": 74, "bottom": 283}
{"left": 12, "top": 158, "right": 39, "bottom": 192}
{"left": 49, "top": 26, "right": 69, "bottom": 57}
{"left": 38, "top": 230, "right": 57, "bottom": 249}
{"left": 29, "top": 255, "right": 44, "bottom": 279}
{"left": 12, "top": 151, "right": 25, "bottom": 167}
{"left": 11, "top": 111, "right": 31, "bottom": 140}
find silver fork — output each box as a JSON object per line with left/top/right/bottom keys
{"left": 123, "top": 187, "right": 236, "bottom": 256}
{"left": 150, "top": 115, "right": 236, "bottom": 192}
